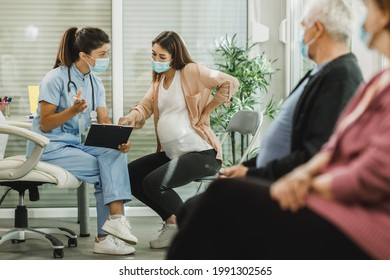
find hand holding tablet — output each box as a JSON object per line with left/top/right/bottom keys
{"left": 84, "top": 124, "right": 133, "bottom": 150}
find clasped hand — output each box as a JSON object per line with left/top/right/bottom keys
{"left": 270, "top": 167, "right": 312, "bottom": 213}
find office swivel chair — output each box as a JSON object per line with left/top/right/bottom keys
{"left": 194, "top": 110, "right": 263, "bottom": 194}
{"left": 0, "top": 113, "right": 81, "bottom": 258}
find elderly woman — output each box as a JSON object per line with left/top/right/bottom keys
{"left": 167, "top": 0, "right": 390, "bottom": 260}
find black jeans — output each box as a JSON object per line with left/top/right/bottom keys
{"left": 128, "top": 149, "right": 221, "bottom": 221}
{"left": 167, "top": 177, "right": 370, "bottom": 260}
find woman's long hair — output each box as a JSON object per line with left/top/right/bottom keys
{"left": 151, "top": 31, "right": 194, "bottom": 83}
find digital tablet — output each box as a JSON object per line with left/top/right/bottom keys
{"left": 84, "top": 124, "right": 133, "bottom": 150}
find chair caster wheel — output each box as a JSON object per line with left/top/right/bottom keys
{"left": 53, "top": 248, "right": 64, "bottom": 258}
{"left": 68, "top": 238, "right": 78, "bottom": 247}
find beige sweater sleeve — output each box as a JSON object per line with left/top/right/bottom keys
{"left": 196, "top": 63, "right": 239, "bottom": 105}
{"left": 129, "top": 84, "right": 155, "bottom": 129}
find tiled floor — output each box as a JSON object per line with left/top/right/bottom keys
{"left": 0, "top": 181, "right": 202, "bottom": 260}
{"left": 0, "top": 216, "right": 168, "bottom": 260}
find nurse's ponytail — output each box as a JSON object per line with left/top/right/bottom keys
{"left": 53, "top": 27, "right": 110, "bottom": 69}
{"left": 53, "top": 27, "right": 78, "bottom": 68}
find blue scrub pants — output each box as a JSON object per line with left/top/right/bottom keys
{"left": 41, "top": 144, "right": 131, "bottom": 235}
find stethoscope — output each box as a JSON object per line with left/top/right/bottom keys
{"left": 67, "top": 67, "right": 97, "bottom": 122}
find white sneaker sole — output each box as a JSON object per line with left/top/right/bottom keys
{"left": 102, "top": 224, "right": 138, "bottom": 245}
{"left": 93, "top": 247, "right": 136, "bottom": 255}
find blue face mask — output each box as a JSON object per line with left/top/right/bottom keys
{"left": 85, "top": 55, "right": 110, "bottom": 73}
{"left": 299, "top": 32, "right": 309, "bottom": 59}
{"left": 299, "top": 30, "right": 316, "bottom": 59}
{"left": 359, "top": 15, "right": 372, "bottom": 47}
{"left": 151, "top": 59, "right": 171, "bottom": 73}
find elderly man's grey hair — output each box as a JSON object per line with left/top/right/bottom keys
{"left": 302, "top": 0, "right": 352, "bottom": 43}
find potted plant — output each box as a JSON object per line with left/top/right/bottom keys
{"left": 211, "top": 33, "right": 278, "bottom": 165}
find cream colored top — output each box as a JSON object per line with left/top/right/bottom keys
{"left": 157, "top": 70, "right": 212, "bottom": 159}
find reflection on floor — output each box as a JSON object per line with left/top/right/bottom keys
{"left": 0, "top": 216, "right": 168, "bottom": 260}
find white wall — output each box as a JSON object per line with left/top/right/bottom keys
{"left": 247, "top": 0, "right": 286, "bottom": 147}
{"left": 248, "top": 0, "right": 287, "bottom": 106}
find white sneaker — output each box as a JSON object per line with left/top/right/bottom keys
{"left": 102, "top": 215, "right": 138, "bottom": 245}
{"left": 93, "top": 235, "right": 135, "bottom": 255}
{"left": 149, "top": 223, "right": 178, "bottom": 249}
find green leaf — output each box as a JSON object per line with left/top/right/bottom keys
{"left": 211, "top": 32, "right": 279, "bottom": 165}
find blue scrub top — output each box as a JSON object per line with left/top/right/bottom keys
{"left": 27, "top": 64, "right": 107, "bottom": 156}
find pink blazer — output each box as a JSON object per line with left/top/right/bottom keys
{"left": 307, "top": 69, "right": 390, "bottom": 259}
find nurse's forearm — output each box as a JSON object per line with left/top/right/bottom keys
{"left": 97, "top": 107, "right": 111, "bottom": 124}
{"left": 40, "top": 107, "right": 79, "bottom": 132}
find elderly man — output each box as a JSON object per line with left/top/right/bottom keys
{"left": 167, "top": 0, "right": 365, "bottom": 259}
{"left": 221, "top": 0, "right": 363, "bottom": 181}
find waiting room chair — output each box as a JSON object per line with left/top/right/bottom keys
{"left": 0, "top": 112, "right": 81, "bottom": 258}
{"left": 194, "top": 110, "right": 263, "bottom": 194}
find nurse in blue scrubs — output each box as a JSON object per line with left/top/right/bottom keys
{"left": 26, "top": 27, "right": 137, "bottom": 255}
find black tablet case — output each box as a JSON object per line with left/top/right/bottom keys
{"left": 84, "top": 124, "right": 133, "bottom": 150}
